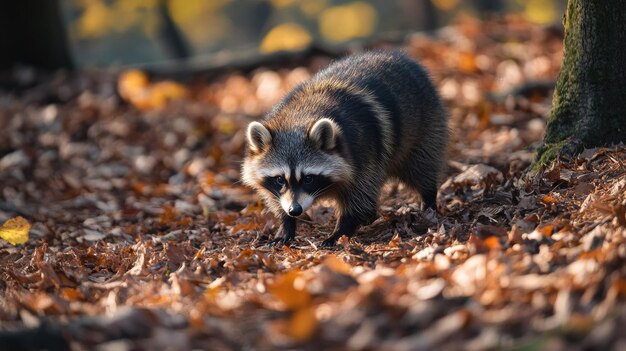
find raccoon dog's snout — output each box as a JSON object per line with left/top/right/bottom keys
{"left": 280, "top": 191, "right": 306, "bottom": 217}
{"left": 288, "top": 203, "right": 302, "bottom": 217}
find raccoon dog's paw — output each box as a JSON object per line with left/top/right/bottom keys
{"left": 320, "top": 237, "right": 338, "bottom": 247}
{"left": 269, "top": 234, "right": 294, "bottom": 248}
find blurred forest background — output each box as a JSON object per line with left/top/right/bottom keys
{"left": 1, "top": 0, "right": 565, "bottom": 69}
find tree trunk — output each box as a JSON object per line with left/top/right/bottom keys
{"left": 0, "top": 0, "right": 72, "bottom": 70}
{"left": 535, "top": 0, "right": 626, "bottom": 167}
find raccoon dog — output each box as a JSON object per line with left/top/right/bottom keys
{"left": 242, "top": 50, "right": 448, "bottom": 247}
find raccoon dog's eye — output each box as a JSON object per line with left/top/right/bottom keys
{"left": 275, "top": 176, "right": 286, "bottom": 186}
{"left": 303, "top": 175, "right": 315, "bottom": 184}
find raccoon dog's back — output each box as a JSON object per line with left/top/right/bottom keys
{"left": 242, "top": 50, "right": 448, "bottom": 246}
{"left": 267, "top": 51, "right": 448, "bottom": 198}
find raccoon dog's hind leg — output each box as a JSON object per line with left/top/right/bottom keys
{"left": 397, "top": 147, "right": 443, "bottom": 210}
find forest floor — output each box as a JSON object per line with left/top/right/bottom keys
{"left": 1, "top": 16, "right": 625, "bottom": 351}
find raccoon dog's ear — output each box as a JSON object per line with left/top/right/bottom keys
{"left": 308, "top": 118, "right": 339, "bottom": 152}
{"left": 246, "top": 121, "right": 272, "bottom": 153}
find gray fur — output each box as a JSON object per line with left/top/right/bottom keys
{"left": 242, "top": 50, "right": 449, "bottom": 245}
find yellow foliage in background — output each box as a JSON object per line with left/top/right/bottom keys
{"left": 260, "top": 23, "right": 312, "bottom": 53}
{"left": 319, "top": 2, "right": 377, "bottom": 43}
{"left": 66, "top": 0, "right": 562, "bottom": 65}
{"left": 271, "top": 0, "right": 296, "bottom": 8}
{"left": 270, "top": 0, "right": 328, "bottom": 17}
{"left": 72, "top": 0, "right": 159, "bottom": 39}
{"left": 74, "top": 0, "right": 111, "bottom": 37}
{"left": 432, "top": 0, "right": 460, "bottom": 11}
{"left": 168, "top": 0, "right": 230, "bottom": 18}
{"left": 0, "top": 217, "right": 30, "bottom": 246}
{"left": 522, "top": 0, "right": 557, "bottom": 24}
{"left": 168, "top": 0, "right": 231, "bottom": 47}
{"left": 300, "top": 0, "right": 328, "bottom": 17}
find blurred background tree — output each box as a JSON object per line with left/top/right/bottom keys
{"left": 536, "top": 0, "right": 626, "bottom": 166}
{"left": 0, "top": 0, "right": 73, "bottom": 69}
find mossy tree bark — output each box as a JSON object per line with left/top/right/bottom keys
{"left": 535, "top": 0, "right": 626, "bottom": 168}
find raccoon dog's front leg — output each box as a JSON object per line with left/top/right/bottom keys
{"left": 321, "top": 193, "right": 378, "bottom": 247}
{"left": 270, "top": 214, "right": 296, "bottom": 247}
{"left": 320, "top": 213, "right": 361, "bottom": 247}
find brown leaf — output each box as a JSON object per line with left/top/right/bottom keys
{"left": 442, "top": 164, "right": 503, "bottom": 191}
{"left": 474, "top": 224, "right": 508, "bottom": 239}
{"left": 613, "top": 205, "right": 626, "bottom": 227}
{"left": 165, "top": 242, "right": 187, "bottom": 269}
{"left": 159, "top": 205, "right": 177, "bottom": 225}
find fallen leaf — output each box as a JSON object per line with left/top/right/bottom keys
{"left": 483, "top": 236, "right": 501, "bottom": 250}
{"left": 118, "top": 70, "right": 189, "bottom": 110}
{"left": 337, "top": 235, "right": 350, "bottom": 250}
{"left": 288, "top": 306, "right": 317, "bottom": 342}
{"left": 61, "top": 288, "right": 81, "bottom": 301}
{"left": 268, "top": 270, "right": 311, "bottom": 310}
{"left": 323, "top": 254, "right": 351, "bottom": 275}
{"left": 580, "top": 148, "right": 599, "bottom": 161}
{"left": 230, "top": 221, "right": 260, "bottom": 234}
{"left": 389, "top": 232, "right": 402, "bottom": 247}
{"left": 441, "top": 164, "right": 503, "bottom": 191}
{"left": 0, "top": 216, "right": 31, "bottom": 245}
{"left": 474, "top": 225, "right": 508, "bottom": 239}
{"left": 118, "top": 69, "right": 149, "bottom": 101}
{"left": 541, "top": 195, "right": 558, "bottom": 204}
{"left": 536, "top": 224, "right": 555, "bottom": 237}
{"left": 159, "top": 206, "right": 177, "bottom": 225}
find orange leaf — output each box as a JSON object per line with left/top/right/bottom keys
{"left": 337, "top": 235, "right": 350, "bottom": 250}
{"left": 389, "top": 232, "right": 402, "bottom": 247}
{"left": 614, "top": 279, "right": 626, "bottom": 296}
{"left": 237, "top": 248, "right": 255, "bottom": 259}
{"left": 541, "top": 195, "right": 558, "bottom": 204}
{"left": 118, "top": 69, "right": 149, "bottom": 101}
{"left": 268, "top": 270, "right": 311, "bottom": 310}
{"left": 118, "top": 70, "right": 188, "bottom": 110}
{"left": 230, "top": 221, "right": 260, "bottom": 234}
{"left": 150, "top": 81, "right": 188, "bottom": 103}
{"left": 483, "top": 236, "right": 501, "bottom": 250}
{"left": 323, "top": 254, "right": 351, "bottom": 275}
{"left": 288, "top": 307, "right": 317, "bottom": 342}
{"left": 457, "top": 51, "right": 478, "bottom": 73}
{"left": 241, "top": 202, "right": 265, "bottom": 215}
{"left": 537, "top": 224, "right": 554, "bottom": 237}
{"left": 220, "top": 213, "right": 238, "bottom": 226}
{"left": 60, "top": 288, "right": 80, "bottom": 301}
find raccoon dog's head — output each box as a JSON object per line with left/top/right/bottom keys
{"left": 242, "top": 118, "right": 353, "bottom": 217}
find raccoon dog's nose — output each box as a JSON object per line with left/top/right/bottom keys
{"left": 288, "top": 203, "right": 303, "bottom": 217}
